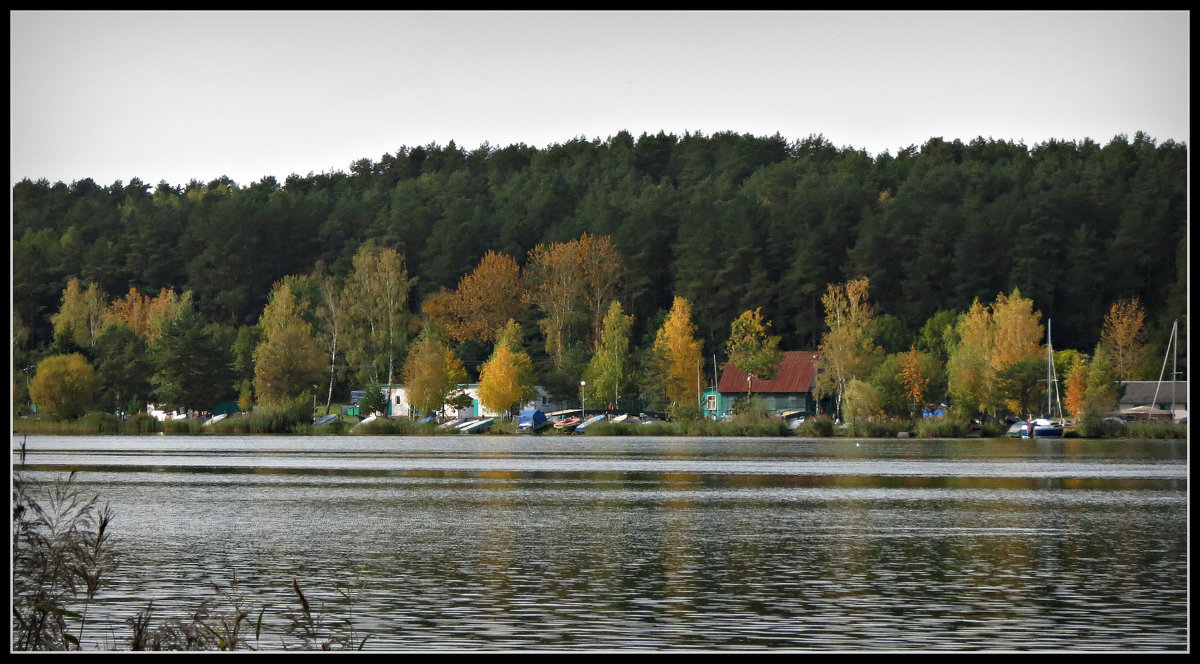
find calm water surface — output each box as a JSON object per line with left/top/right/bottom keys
{"left": 12, "top": 434, "right": 1188, "bottom": 651}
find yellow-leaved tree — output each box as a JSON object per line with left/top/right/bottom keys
{"left": 478, "top": 320, "right": 535, "bottom": 418}
{"left": 815, "top": 278, "right": 882, "bottom": 418}
{"left": 424, "top": 251, "right": 526, "bottom": 344}
{"left": 947, "top": 289, "right": 1044, "bottom": 417}
{"left": 253, "top": 281, "right": 325, "bottom": 406}
{"left": 29, "top": 353, "right": 100, "bottom": 420}
{"left": 652, "top": 296, "right": 704, "bottom": 415}
{"left": 1099, "top": 297, "right": 1147, "bottom": 380}
{"left": 1064, "top": 354, "right": 1089, "bottom": 419}
{"left": 899, "top": 345, "right": 930, "bottom": 413}
{"left": 50, "top": 278, "right": 108, "bottom": 348}
{"left": 946, "top": 299, "right": 996, "bottom": 416}
{"left": 524, "top": 234, "right": 622, "bottom": 368}
{"left": 402, "top": 324, "right": 468, "bottom": 418}
{"left": 105, "top": 286, "right": 192, "bottom": 345}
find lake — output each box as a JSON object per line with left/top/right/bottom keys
{"left": 11, "top": 434, "right": 1188, "bottom": 651}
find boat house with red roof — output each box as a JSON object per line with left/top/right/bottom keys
{"left": 704, "top": 351, "right": 831, "bottom": 419}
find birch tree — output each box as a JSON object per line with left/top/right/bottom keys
{"left": 815, "top": 278, "right": 881, "bottom": 418}
{"left": 725, "top": 308, "right": 783, "bottom": 395}
{"left": 50, "top": 278, "right": 107, "bottom": 348}
{"left": 584, "top": 300, "right": 634, "bottom": 410}
{"left": 342, "top": 241, "right": 417, "bottom": 387}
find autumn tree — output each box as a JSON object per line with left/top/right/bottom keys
{"left": 49, "top": 278, "right": 107, "bottom": 348}
{"left": 1064, "top": 353, "right": 1089, "bottom": 419}
{"left": 815, "top": 278, "right": 882, "bottom": 418}
{"left": 946, "top": 299, "right": 997, "bottom": 416}
{"left": 402, "top": 324, "right": 468, "bottom": 418}
{"left": 725, "top": 308, "right": 783, "bottom": 395}
{"left": 478, "top": 319, "right": 535, "bottom": 418}
{"left": 425, "top": 251, "right": 526, "bottom": 344}
{"left": 583, "top": 300, "right": 634, "bottom": 410}
{"left": 899, "top": 345, "right": 930, "bottom": 415}
{"left": 576, "top": 233, "right": 622, "bottom": 350}
{"left": 524, "top": 234, "right": 622, "bottom": 368}
{"left": 342, "top": 241, "right": 417, "bottom": 386}
{"left": 1099, "top": 297, "right": 1147, "bottom": 380}
{"left": 946, "top": 289, "right": 1044, "bottom": 417}
{"left": 525, "top": 240, "right": 586, "bottom": 369}
{"left": 104, "top": 286, "right": 192, "bottom": 345}
{"left": 253, "top": 281, "right": 325, "bottom": 406}
{"left": 29, "top": 353, "right": 100, "bottom": 420}
{"left": 989, "top": 289, "right": 1043, "bottom": 374}
{"left": 652, "top": 296, "right": 704, "bottom": 415}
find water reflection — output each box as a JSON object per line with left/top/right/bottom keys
{"left": 11, "top": 435, "right": 1188, "bottom": 651}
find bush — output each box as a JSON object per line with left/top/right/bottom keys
{"left": 792, "top": 416, "right": 835, "bottom": 437}
{"left": 844, "top": 420, "right": 912, "bottom": 438}
{"left": 915, "top": 419, "right": 970, "bottom": 438}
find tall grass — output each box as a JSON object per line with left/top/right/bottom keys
{"left": 1119, "top": 419, "right": 1187, "bottom": 439}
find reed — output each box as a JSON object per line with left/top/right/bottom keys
{"left": 12, "top": 473, "right": 117, "bottom": 650}
{"left": 914, "top": 419, "right": 970, "bottom": 438}
{"left": 1122, "top": 419, "right": 1188, "bottom": 439}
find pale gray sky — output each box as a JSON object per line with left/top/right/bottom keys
{"left": 10, "top": 10, "right": 1190, "bottom": 188}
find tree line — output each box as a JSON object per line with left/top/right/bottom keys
{"left": 12, "top": 130, "right": 1187, "bottom": 420}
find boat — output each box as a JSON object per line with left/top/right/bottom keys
{"left": 1023, "top": 320, "right": 1065, "bottom": 439}
{"left": 517, "top": 409, "right": 551, "bottom": 432}
{"left": 574, "top": 414, "right": 606, "bottom": 433}
{"left": 458, "top": 418, "right": 494, "bottom": 434}
{"left": 312, "top": 414, "right": 339, "bottom": 427}
{"left": 554, "top": 417, "right": 582, "bottom": 431}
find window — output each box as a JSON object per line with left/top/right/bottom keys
{"left": 706, "top": 394, "right": 717, "bottom": 411}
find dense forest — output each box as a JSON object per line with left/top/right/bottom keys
{"left": 12, "top": 130, "right": 1188, "bottom": 413}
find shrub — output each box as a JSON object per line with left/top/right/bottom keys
{"left": 793, "top": 416, "right": 835, "bottom": 437}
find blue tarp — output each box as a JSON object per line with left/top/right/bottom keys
{"left": 517, "top": 409, "right": 548, "bottom": 430}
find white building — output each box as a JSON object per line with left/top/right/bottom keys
{"left": 379, "top": 384, "right": 553, "bottom": 419}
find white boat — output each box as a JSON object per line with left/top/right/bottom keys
{"left": 1024, "top": 320, "right": 1065, "bottom": 438}
{"left": 459, "top": 418, "right": 494, "bottom": 434}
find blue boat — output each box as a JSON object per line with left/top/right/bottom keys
{"left": 517, "top": 409, "right": 550, "bottom": 432}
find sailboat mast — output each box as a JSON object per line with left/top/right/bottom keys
{"left": 1047, "top": 320, "right": 1053, "bottom": 418}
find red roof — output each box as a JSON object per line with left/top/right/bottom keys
{"left": 717, "top": 351, "right": 821, "bottom": 394}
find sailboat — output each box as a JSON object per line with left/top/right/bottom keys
{"left": 1147, "top": 319, "right": 1182, "bottom": 422}
{"left": 1024, "top": 320, "right": 1065, "bottom": 438}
